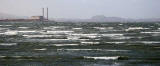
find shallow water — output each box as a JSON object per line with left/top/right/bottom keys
{"left": 0, "top": 21, "right": 160, "bottom": 66}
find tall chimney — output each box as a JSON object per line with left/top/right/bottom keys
{"left": 47, "top": 8, "right": 48, "bottom": 20}
{"left": 42, "top": 8, "right": 45, "bottom": 19}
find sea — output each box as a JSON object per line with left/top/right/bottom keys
{"left": 0, "top": 21, "right": 160, "bottom": 66}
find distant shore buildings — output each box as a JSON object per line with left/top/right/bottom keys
{"left": 0, "top": 8, "right": 50, "bottom": 22}
{"left": 30, "top": 16, "right": 44, "bottom": 21}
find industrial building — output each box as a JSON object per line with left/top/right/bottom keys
{"left": 30, "top": 8, "right": 49, "bottom": 21}
{"left": 0, "top": 8, "right": 50, "bottom": 22}
{"left": 30, "top": 16, "right": 44, "bottom": 20}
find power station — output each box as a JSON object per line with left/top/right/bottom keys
{"left": 0, "top": 8, "right": 52, "bottom": 22}
{"left": 42, "top": 7, "right": 49, "bottom": 21}
{"left": 30, "top": 8, "right": 49, "bottom": 21}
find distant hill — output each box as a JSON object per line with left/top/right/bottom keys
{"left": 54, "top": 15, "right": 130, "bottom": 22}
{"left": 54, "top": 15, "right": 160, "bottom": 22}
{"left": 90, "top": 15, "right": 126, "bottom": 22}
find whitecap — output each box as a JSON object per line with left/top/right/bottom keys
{"left": 4, "top": 31, "right": 18, "bottom": 35}
{"left": 104, "top": 50, "right": 130, "bottom": 52}
{"left": 101, "top": 34, "right": 123, "bottom": 36}
{"left": 57, "top": 49, "right": 101, "bottom": 51}
{"left": 141, "top": 32, "right": 160, "bottom": 34}
{"left": 0, "top": 56, "right": 6, "bottom": 58}
{"left": 72, "top": 34, "right": 98, "bottom": 36}
{"left": 0, "top": 43, "right": 17, "bottom": 46}
{"left": 105, "top": 42, "right": 125, "bottom": 44}
{"left": 72, "top": 28, "right": 82, "bottom": 30}
{"left": 93, "top": 27, "right": 106, "bottom": 30}
{"left": 23, "top": 35, "right": 53, "bottom": 38}
{"left": 140, "top": 41, "right": 160, "bottom": 44}
{"left": 81, "top": 42, "right": 100, "bottom": 44}
{"left": 126, "top": 27, "right": 149, "bottom": 31}
{"left": 110, "top": 36, "right": 133, "bottom": 40}
{"left": 52, "top": 44, "right": 79, "bottom": 46}
{"left": 71, "top": 33, "right": 100, "bottom": 38}
{"left": 119, "top": 24, "right": 123, "bottom": 25}
{"left": 34, "top": 48, "right": 47, "bottom": 51}
{"left": 0, "top": 25, "right": 12, "bottom": 27}
{"left": 106, "top": 27, "right": 114, "bottom": 29}
{"left": 18, "top": 30, "right": 37, "bottom": 33}
{"left": 67, "top": 36, "right": 80, "bottom": 40}
{"left": 84, "top": 56, "right": 119, "bottom": 60}
{"left": 46, "top": 31, "right": 74, "bottom": 34}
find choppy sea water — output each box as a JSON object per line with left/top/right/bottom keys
{"left": 0, "top": 21, "right": 160, "bottom": 66}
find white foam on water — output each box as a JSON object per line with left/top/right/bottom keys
{"left": 110, "top": 36, "right": 133, "bottom": 40}
{"left": 18, "top": 27, "right": 30, "bottom": 29}
{"left": 84, "top": 56, "right": 119, "bottom": 60}
{"left": 23, "top": 35, "right": 53, "bottom": 38}
{"left": 0, "top": 56, "right": 6, "bottom": 58}
{"left": 101, "top": 34, "right": 123, "bottom": 37}
{"left": 71, "top": 33, "right": 100, "bottom": 38}
{"left": 67, "top": 37, "right": 90, "bottom": 40}
{"left": 128, "top": 27, "right": 144, "bottom": 29}
{"left": 67, "top": 33, "right": 100, "bottom": 40}
{"left": 94, "top": 39, "right": 100, "bottom": 40}
{"left": 43, "top": 26, "right": 67, "bottom": 30}
{"left": 0, "top": 43, "right": 17, "bottom": 46}
{"left": 49, "top": 26, "right": 66, "bottom": 28}
{"left": 140, "top": 41, "right": 160, "bottom": 44}
{"left": 93, "top": 27, "right": 106, "bottom": 30}
{"left": 127, "top": 27, "right": 149, "bottom": 30}
{"left": 67, "top": 36, "right": 96, "bottom": 40}
{"left": 12, "top": 56, "right": 23, "bottom": 58}
{"left": 0, "top": 33, "right": 4, "bottom": 35}
{"left": 141, "top": 32, "right": 160, "bottom": 34}
{"left": 127, "top": 41, "right": 160, "bottom": 45}
{"left": 57, "top": 49, "right": 130, "bottom": 52}
{"left": 4, "top": 31, "right": 18, "bottom": 35}
{"left": 105, "top": 42, "right": 125, "bottom": 44}
{"left": 57, "top": 49, "right": 102, "bottom": 51}
{"left": 43, "top": 27, "right": 54, "bottom": 30}
{"left": 106, "top": 27, "right": 114, "bottom": 29}
{"left": 125, "top": 27, "right": 149, "bottom": 31}
{"left": 150, "top": 26, "right": 154, "bottom": 27}
{"left": 86, "top": 35, "right": 99, "bottom": 38}
{"left": 28, "top": 39, "right": 69, "bottom": 41}
{"left": 72, "top": 34, "right": 98, "bottom": 36}
{"left": 104, "top": 50, "right": 130, "bottom": 52}
{"left": 119, "top": 24, "right": 123, "bottom": 25}
{"left": 34, "top": 48, "right": 47, "bottom": 51}
{"left": 81, "top": 42, "right": 100, "bottom": 44}
{"left": 48, "top": 39, "right": 69, "bottom": 40}
{"left": 45, "top": 31, "right": 74, "bottom": 34}
{"left": 0, "top": 25, "right": 12, "bottom": 27}
{"left": 52, "top": 44, "right": 79, "bottom": 46}
{"left": 18, "top": 30, "right": 37, "bottom": 33}
{"left": 67, "top": 36, "right": 80, "bottom": 40}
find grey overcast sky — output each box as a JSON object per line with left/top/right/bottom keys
{"left": 0, "top": 0, "right": 160, "bottom": 19}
